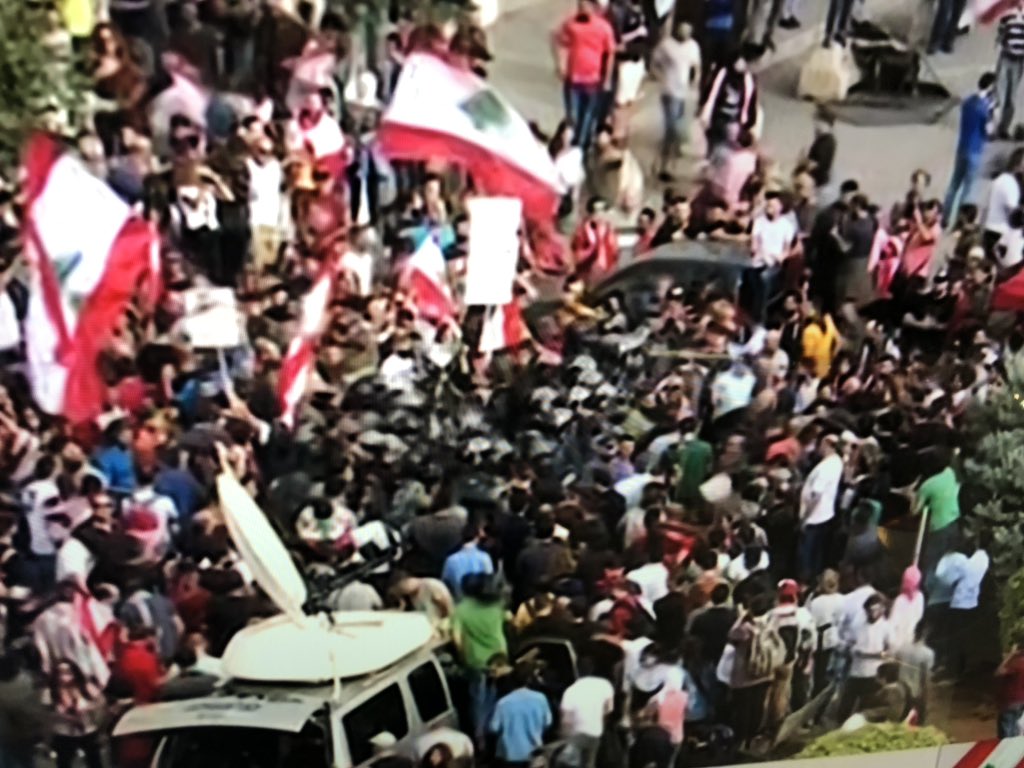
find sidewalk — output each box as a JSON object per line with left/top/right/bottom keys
{"left": 487, "top": 0, "right": 998, "bottom": 213}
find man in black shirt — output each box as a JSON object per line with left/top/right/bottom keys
{"left": 805, "top": 109, "right": 837, "bottom": 190}
{"left": 689, "top": 582, "right": 738, "bottom": 672}
{"left": 651, "top": 196, "right": 694, "bottom": 248}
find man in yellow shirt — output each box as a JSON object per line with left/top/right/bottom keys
{"left": 802, "top": 305, "right": 841, "bottom": 378}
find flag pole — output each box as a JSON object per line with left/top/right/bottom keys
{"left": 913, "top": 504, "right": 929, "bottom": 569}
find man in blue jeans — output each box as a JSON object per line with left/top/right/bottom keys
{"left": 943, "top": 72, "right": 996, "bottom": 228}
{"left": 553, "top": 0, "right": 617, "bottom": 149}
{"left": 798, "top": 435, "right": 843, "bottom": 582}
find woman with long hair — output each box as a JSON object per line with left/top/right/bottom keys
{"left": 46, "top": 659, "right": 106, "bottom": 768}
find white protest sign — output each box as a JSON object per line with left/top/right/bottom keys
{"left": 464, "top": 196, "right": 522, "bottom": 306}
{"left": 181, "top": 287, "right": 242, "bottom": 348}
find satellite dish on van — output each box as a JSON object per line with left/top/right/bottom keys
{"left": 217, "top": 471, "right": 308, "bottom": 625}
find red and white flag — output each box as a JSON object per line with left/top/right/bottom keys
{"left": 407, "top": 237, "right": 455, "bottom": 323}
{"left": 278, "top": 256, "right": 340, "bottom": 428}
{"left": 953, "top": 739, "right": 1024, "bottom": 767}
{"left": 478, "top": 301, "right": 528, "bottom": 353}
{"left": 971, "top": 0, "right": 1017, "bottom": 23}
{"left": 378, "top": 52, "right": 564, "bottom": 220}
{"left": 23, "top": 135, "right": 159, "bottom": 425}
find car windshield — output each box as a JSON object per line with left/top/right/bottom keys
{"left": 156, "top": 721, "right": 330, "bottom": 768}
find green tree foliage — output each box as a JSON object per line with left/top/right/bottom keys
{"left": 1000, "top": 568, "right": 1024, "bottom": 652}
{"left": 962, "top": 352, "right": 1024, "bottom": 648}
{"left": 796, "top": 724, "right": 948, "bottom": 759}
{"left": 0, "top": 2, "right": 86, "bottom": 171}
{"left": 962, "top": 352, "right": 1024, "bottom": 581}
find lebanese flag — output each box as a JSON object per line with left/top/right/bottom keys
{"left": 479, "top": 301, "right": 528, "bottom": 353}
{"left": 971, "top": 0, "right": 1016, "bottom": 23}
{"left": 279, "top": 255, "right": 340, "bottom": 428}
{"left": 23, "top": 135, "right": 159, "bottom": 425}
{"left": 378, "top": 52, "right": 564, "bottom": 220}
{"left": 953, "top": 739, "right": 1024, "bottom": 767}
{"left": 406, "top": 237, "right": 455, "bottom": 323}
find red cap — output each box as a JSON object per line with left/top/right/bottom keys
{"left": 777, "top": 579, "right": 800, "bottom": 602}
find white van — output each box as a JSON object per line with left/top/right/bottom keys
{"left": 113, "top": 472, "right": 461, "bottom": 768}
{"left": 113, "top": 612, "right": 460, "bottom": 768}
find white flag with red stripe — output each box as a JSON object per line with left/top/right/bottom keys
{"left": 971, "top": 0, "right": 1017, "bottom": 23}
{"left": 23, "top": 135, "right": 159, "bottom": 424}
{"left": 479, "top": 301, "right": 528, "bottom": 353}
{"left": 278, "top": 256, "right": 340, "bottom": 428}
{"left": 407, "top": 237, "right": 455, "bottom": 323}
{"left": 953, "top": 738, "right": 1024, "bottom": 767}
{"left": 378, "top": 52, "right": 564, "bottom": 220}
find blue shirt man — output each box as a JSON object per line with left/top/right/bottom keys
{"left": 958, "top": 87, "right": 995, "bottom": 158}
{"left": 93, "top": 443, "right": 136, "bottom": 493}
{"left": 442, "top": 531, "right": 494, "bottom": 601}
{"left": 489, "top": 685, "right": 552, "bottom": 763}
{"left": 944, "top": 72, "right": 997, "bottom": 227}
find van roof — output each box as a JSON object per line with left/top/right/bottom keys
{"left": 113, "top": 632, "right": 448, "bottom": 738}
{"left": 222, "top": 611, "right": 436, "bottom": 685}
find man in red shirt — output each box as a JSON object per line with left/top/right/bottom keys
{"left": 552, "top": 0, "right": 617, "bottom": 149}
{"left": 572, "top": 196, "right": 619, "bottom": 282}
{"left": 114, "top": 624, "right": 167, "bottom": 768}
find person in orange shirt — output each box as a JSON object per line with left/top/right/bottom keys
{"left": 802, "top": 305, "right": 841, "bottom": 378}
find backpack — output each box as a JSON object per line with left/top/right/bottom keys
{"left": 746, "top": 619, "right": 786, "bottom": 679}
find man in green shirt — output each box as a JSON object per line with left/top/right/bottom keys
{"left": 674, "top": 418, "right": 713, "bottom": 506}
{"left": 916, "top": 457, "right": 961, "bottom": 584}
{"left": 452, "top": 573, "right": 508, "bottom": 745}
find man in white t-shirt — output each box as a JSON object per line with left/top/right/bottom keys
{"left": 242, "top": 115, "right": 285, "bottom": 273}
{"left": 749, "top": 192, "right": 796, "bottom": 321}
{"left": 626, "top": 547, "right": 670, "bottom": 607}
{"left": 798, "top": 435, "right": 843, "bottom": 581}
{"left": 837, "top": 593, "right": 892, "bottom": 722}
{"left": 341, "top": 227, "right": 377, "bottom": 297}
{"left": 985, "top": 149, "right": 1024, "bottom": 246}
{"left": 560, "top": 666, "right": 615, "bottom": 768}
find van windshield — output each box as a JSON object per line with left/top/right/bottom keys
{"left": 156, "top": 722, "right": 330, "bottom": 768}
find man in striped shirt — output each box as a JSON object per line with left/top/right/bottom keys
{"left": 997, "top": 0, "right": 1024, "bottom": 139}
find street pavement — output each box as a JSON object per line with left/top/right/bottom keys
{"left": 488, "top": 0, "right": 1007, "bottom": 218}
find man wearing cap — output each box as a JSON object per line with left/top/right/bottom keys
{"left": 798, "top": 434, "right": 843, "bottom": 582}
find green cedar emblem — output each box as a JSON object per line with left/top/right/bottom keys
{"left": 459, "top": 89, "right": 512, "bottom": 135}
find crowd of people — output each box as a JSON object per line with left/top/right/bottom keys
{"left": 0, "top": 0, "right": 1024, "bottom": 767}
